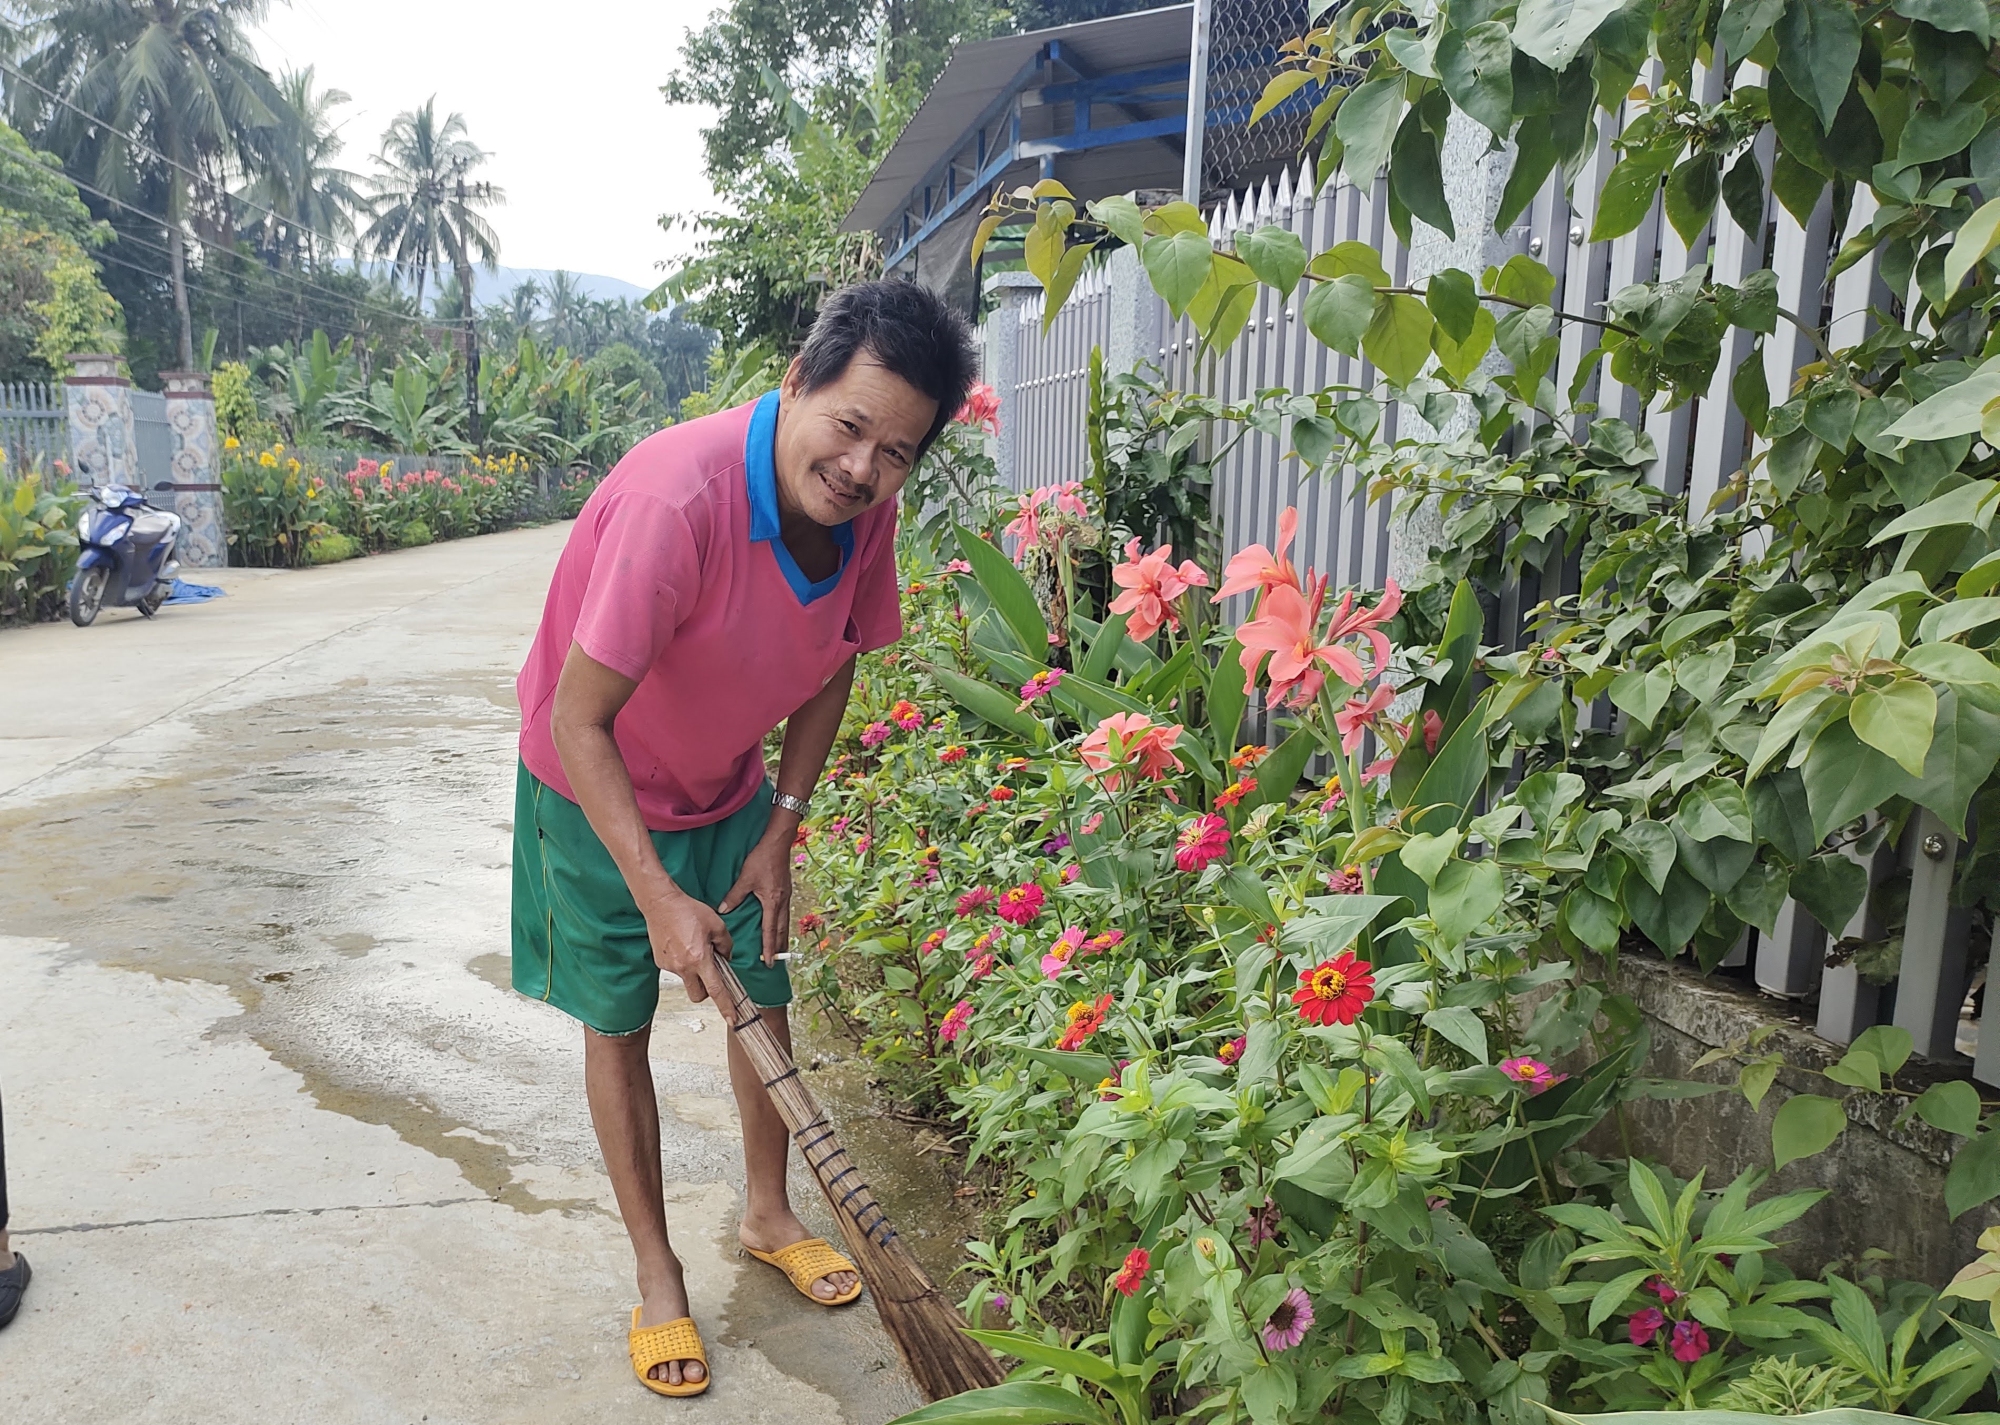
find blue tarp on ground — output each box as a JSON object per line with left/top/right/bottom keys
{"left": 163, "top": 579, "right": 226, "bottom": 605}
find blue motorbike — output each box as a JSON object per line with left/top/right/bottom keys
{"left": 69, "top": 483, "right": 183, "bottom": 627}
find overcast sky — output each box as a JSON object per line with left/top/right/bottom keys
{"left": 254, "top": 0, "right": 720, "bottom": 291}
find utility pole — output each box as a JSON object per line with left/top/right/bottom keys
{"left": 1182, "top": 0, "right": 1213, "bottom": 205}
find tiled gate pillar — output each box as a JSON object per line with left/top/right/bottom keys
{"left": 160, "top": 370, "right": 224, "bottom": 568}
{"left": 63, "top": 353, "right": 137, "bottom": 488}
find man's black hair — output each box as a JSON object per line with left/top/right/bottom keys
{"left": 794, "top": 279, "right": 979, "bottom": 453}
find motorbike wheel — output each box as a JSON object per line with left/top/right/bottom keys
{"left": 137, "top": 579, "right": 171, "bottom": 618}
{"left": 68, "top": 566, "right": 107, "bottom": 627}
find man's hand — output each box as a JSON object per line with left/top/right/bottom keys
{"left": 642, "top": 888, "right": 734, "bottom": 1003}
{"left": 719, "top": 827, "right": 794, "bottom": 968}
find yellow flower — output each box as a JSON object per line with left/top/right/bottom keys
{"left": 273, "top": 442, "right": 285, "bottom": 455}
{"left": 223, "top": 435, "right": 240, "bottom": 450}
{"left": 287, "top": 457, "right": 301, "bottom": 474}
{"left": 258, "top": 451, "right": 277, "bottom": 467}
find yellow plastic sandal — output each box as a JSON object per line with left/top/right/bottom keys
{"left": 629, "top": 1306, "right": 710, "bottom": 1397}
{"left": 745, "top": 1237, "right": 863, "bottom": 1306}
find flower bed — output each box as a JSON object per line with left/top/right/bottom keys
{"left": 220, "top": 440, "right": 588, "bottom": 567}
{"left": 800, "top": 488, "right": 2000, "bottom": 1425}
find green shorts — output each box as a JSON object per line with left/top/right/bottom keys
{"left": 510, "top": 760, "right": 790, "bottom": 1035}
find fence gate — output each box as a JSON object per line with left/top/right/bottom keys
{"left": 0, "top": 380, "right": 70, "bottom": 475}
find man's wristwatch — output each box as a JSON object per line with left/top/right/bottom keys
{"left": 772, "top": 790, "right": 812, "bottom": 817}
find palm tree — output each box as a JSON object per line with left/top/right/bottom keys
{"left": 235, "top": 65, "right": 367, "bottom": 269}
{"left": 360, "top": 98, "right": 501, "bottom": 313}
{"left": 540, "top": 269, "right": 586, "bottom": 352}
{"left": 8, "top": 0, "right": 288, "bottom": 369}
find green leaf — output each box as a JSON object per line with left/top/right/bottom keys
{"left": 1849, "top": 679, "right": 1936, "bottom": 776}
{"left": 1425, "top": 1005, "right": 1490, "bottom": 1063}
{"left": 1789, "top": 853, "right": 1867, "bottom": 934}
{"left": 1614, "top": 821, "right": 1678, "bottom": 893}
{"left": 1914, "top": 1079, "right": 1983, "bottom": 1137}
{"left": 1718, "top": 0, "right": 1787, "bottom": 62}
{"left": 1312, "top": 240, "right": 1392, "bottom": 288}
{"left": 1725, "top": 862, "right": 1790, "bottom": 936}
{"left": 1772, "top": 1093, "right": 1849, "bottom": 1168}
{"left": 1514, "top": 0, "right": 1629, "bottom": 70}
{"left": 1904, "top": 642, "right": 2000, "bottom": 689}
{"left": 1085, "top": 194, "right": 1146, "bottom": 248}
{"left": 1235, "top": 225, "right": 1308, "bottom": 297}
{"left": 1208, "top": 637, "right": 1250, "bottom": 767}
{"left": 925, "top": 663, "right": 1049, "bottom": 747}
{"left": 1609, "top": 665, "right": 1672, "bottom": 727}
{"left": 1042, "top": 242, "right": 1097, "bottom": 332}
{"left": 1679, "top": 779, "right": 1754, "bottom": 843}
{"left": 1777, "top": 0, "right": 1863, "bottom": 129}
{"left": 1564, "top": 887, "right": 1624, "bottom": 954}
{"left": 884, "top": 1380, "right": 1116, "bottom": 1425}
{"left": 1431, "top": 857, "right": 1505, "bottom": 943}
{"left": 1426, "top": 267, "right": 1481, "bottom": 343}
{"left": 1881, "top": 378, "right": 2000, "bottom": 444}
{"left": 1304, "top": 273, "right": 1377, "bottom": 356}
{"left": 1241, "top": 724, "right": 1318, "bottom": 816}
{"left": 1250, "top": 68, "right": 1317, "bottom": 127}
{"left": 1432, "top": 306, "right": 1496, "bottom": 383}
{"left": 1591, "top": 150, "right": 1672, "bottom": 243}
{"left": 1665, "top": 153, "right": 1721, "bottom": 246}
{"left": 1918, "top": 596, "right": 2000, "bottom": 644}
{"left": 1895, "top": 0, "right": 1993, "bottom": 43}
{"left": 1624, "top": 864, "right": 1709, "bottom": 953}
{"left": 1143, "top": 231, "right": 1219, "bottom": 319}
{"left": 1364, "top": 293, "right": 1437, "bottom": 388}
{"left": 1868, "top": 479, "right": 2000, "bottom": 544}
{"left": 1948, "top": 1129, "right": 2000, "bottom": 1218}
{"left": 1852, "top": 1024, "right": 1913, "bottom": 1075}
{"left": 1336, "top": 74, "right": 1403, "bottom": 189}
{"left": 1437, "top": 21, "right": 1516, "bottom": 137}
{"left": 1801, "top": 721, "right": 1915, "bottom": 842}
{"left": 955, "top": 524, "right": 1050, "bottom": 656}
{"left": 1905, "top": 688, "right": 2000, "bottom": 835}
{"left": 1079, "top": 610, "right": 1133, "bottom": 684}
{"left": 1390, "top": 109, "right": 1455, "bottom": 240}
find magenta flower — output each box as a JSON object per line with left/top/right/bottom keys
{"left": 938, "top": 1000, "right": 974, "bottom": 1044}
{"left": 996, "top": 882, "right": 1046, "bottom": 925}
{"left": 860, "top": 721, "right": 892, "bottom": 748}
{"left": 1261, "top": 1287, "right": 1314, "bottom": 1351}
{"left": 1041, "top": 927, "right": 1087, "bottom": 979}
{"left": 1670, "top": 1319, "right": 1709, "bottom": 1362}
{"left": 1628, "top": 1307, "right": 1664, "bottom": 1346}
{"left": 1648, "top": 1276, "right": 1681, "bottom": 1304}
{"left": 1499, "top": 1056, "right": 1569, "bottom": 1096}
{"left": 1018, "top": 669, "right": 1065, "bottom": 708}
{"left": 1247, "top": 1198, "right": 1282, "bottom": 1248}
{"left": 1080, "top": 812, "right": 1105, "bottom": 835}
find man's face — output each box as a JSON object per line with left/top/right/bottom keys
{"left": 774, "top": 354, "right": 938, "bottom": 526}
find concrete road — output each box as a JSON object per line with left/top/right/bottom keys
{"left": 0, "top": 525, "right": 950, "bottom": 1423}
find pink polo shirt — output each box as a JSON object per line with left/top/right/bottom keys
{"left": 516, "top": 393, "right": 902, "bottom": 830}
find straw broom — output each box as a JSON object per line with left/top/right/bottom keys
{"left": 706, "top": 949, "right": 1006, "bottom": 1401}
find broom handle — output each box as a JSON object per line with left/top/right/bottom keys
{"left": 704, "top": 950, "right": 901, "bottom": 1255}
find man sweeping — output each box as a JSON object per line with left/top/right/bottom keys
{"left": 511, "top": 279, "right": 976, "bottom": 1398}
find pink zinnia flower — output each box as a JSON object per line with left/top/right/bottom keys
{"left": 1218, "top": 1035, "right": 1246, "bottom": 1065}
{"left": 1334, "top": 684, "right": 1396, "bottom": 755}
{"left": 1175, "top": 814, "right": 1230, "bottom": 872}
{"left": 891, "top": 700, "right": 923, "bottom": 731}
{"left": 1112, "top": 1247, "right": 1150, "bottom": 1296}
{"left": 939, "top": 1000, "right": 974, "bottom": 1044}
{"left": 1018, "top": 669, "right": 1064, "bottom": 707}
{"left": 1261, "top": 1287, "right": 1314, "bottom": 1351}
{"left": 1628, "top": 1306, "right": 1664, "bottom": 1346}
{"left": 1326, "top": 865, "right": 1365, "bottom": 894}
{"left": 1041, "top": 926, "right": 1086, "bottom": 978}
{"left": 1670, "top": 1319, "right": 1709, "bottom": 1362}
{"left": 1499, "top": 1056, "right": 1569, "bottom": 1096}
{"left": 996, "top": 882, "right": 1046, "bottom": 925}
{"left": 1080, "top": 812, "right": 1105, "bottom": 835}
{"left": 1060, "top": 864, "right": 1080, "bottom": 884}
{"left": 1083, "top": 929, "right": 1124, "bottom": 954}
{"left": 860, "top": 721, "right": 892, "bottom": 748}
{"left": 1214, "top": 507, "right": 1301, "bottom": 603}
{"left": 956, "top": 886, "right": 996, "bottom": 917}
{"left": 1109, "top": 538, "right": 1211, "bottom": 641}
{"left": 919, "top": 929, "right": 946, "bottom": 956}
{"left": 970, "top": 952, "right": 996, "bottom": 979}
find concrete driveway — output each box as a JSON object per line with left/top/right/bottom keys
{"left": 0, "top": 525, "right": 946, "bottom": 1423}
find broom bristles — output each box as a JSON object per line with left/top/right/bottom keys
{"left": 708, "top": 952, "right": 1006, "bottom": 1401}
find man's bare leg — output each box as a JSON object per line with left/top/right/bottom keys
{"left": 584, "top": 1025, "right": 705, "bottom": 1386}
{"left": 729, "top": 1006, "right": 858, "bottom": 1301}
{"left": 0, "top": 1231, "right": 12, "bottom": 1271}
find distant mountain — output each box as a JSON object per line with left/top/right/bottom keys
{"left": 331, "top": 260, "right": 654, "bottom": 308}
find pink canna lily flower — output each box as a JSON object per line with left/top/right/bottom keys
{"left": 1109, "top": 538, "right": 1211, "bottom": 641}
{"left": 1079, "top": 712, "right": 1185, "bottom": 789}
{"left": 1236, "top": 576, "right": 1367, "bottom": 707}
{"left": 1214, "top": 506, "right": 1301, "bottom": 602}
{"left": 1334, "top": 684, "right": 1396, "bottom": 754}
{"left": 1322, "top": 578, "right": 1402, "bottom": 680}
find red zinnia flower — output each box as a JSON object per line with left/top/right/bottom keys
{"left": 956, "top": 887, "right": 996, "bottom": 917}
{"left": 1291, "top": 951, "right": 1375, "bottom": 1026}
{"left": 989, "top": 785, "right": 1016, "bottom": 801}
{"left": 1057, "top": 993, "right": 1114, "bottom": 1051}
{"left": 798, "top": 913, "right": 824, "bottom": 933}
{"left": 996, "top": 882, "right": 1046, "bottom": 925}
{"left": 1214, "top": 776, "right": 1257, "bottom": 809}
{"left": 939, "top": 745, "right": 968, "bottom": 764}
{"left": 1112, "top": 1247, "right": 1150, "bottom": 1296}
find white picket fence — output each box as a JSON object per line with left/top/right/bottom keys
{"left": 981, "top": 100, "right": 1993, "bottom": 1083}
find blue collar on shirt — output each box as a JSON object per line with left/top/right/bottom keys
{"left": 746, "top": 389, "right": 853, "bottom": 605}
